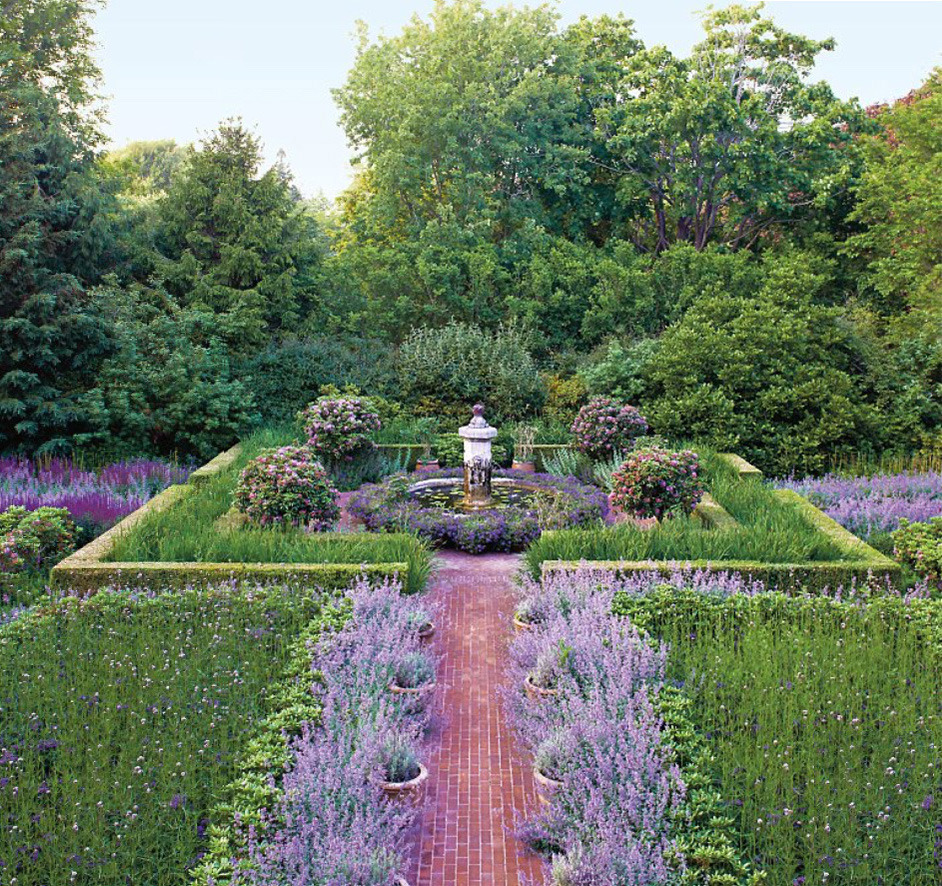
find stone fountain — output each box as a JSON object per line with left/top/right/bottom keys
{"left": 458, "top": 403, "right": 498, "bottom": 509}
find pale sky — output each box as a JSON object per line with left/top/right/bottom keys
{"left": 94, "top": 0, "right": 942, "bottom": 200}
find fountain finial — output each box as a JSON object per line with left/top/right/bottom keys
{"left": 469, "top": 402, "right": 489, "bottom": 428}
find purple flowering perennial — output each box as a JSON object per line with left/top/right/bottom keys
{"left": 236, "top": 579, "right": 437, "bottom": 886}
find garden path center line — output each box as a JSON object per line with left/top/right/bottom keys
{"left": 410, "top": 550, "right": 546, "bottom": 886}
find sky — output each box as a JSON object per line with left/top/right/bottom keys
{"left": 93, "top": 0, "right": 942, "bottom": 200}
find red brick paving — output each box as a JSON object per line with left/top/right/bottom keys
{"left": 410, "top": 550, "right": 547, "bottom": 886}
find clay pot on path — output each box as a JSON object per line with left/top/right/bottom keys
{"left": 533, "top": 766, "right": 564, "bottom": 805}
{"left": 381, "top": 763, "right": 429, "bottom": 800}
{"left": 524, "top": 673, "right": 560, "bottom": 701}
{"left": 512, "top": 460, "right": 536, "bottom": 473}
{"left": 417, "top": 621, "right": 435, "bottom": 643}
{"left": 416, "top": 458, "right": 440, "bottom": 472}
{"left": 389, "top": 680, "right": 437, "bottom": 700}
{"left": 513, "top": 613, "right": 535, "bottom": 633}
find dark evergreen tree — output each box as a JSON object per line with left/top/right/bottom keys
{"left": 154, "top": 121, "right": 320, "bottom": 354}
{"left": 0, "top": 0, "right": 117, "bottom": 454}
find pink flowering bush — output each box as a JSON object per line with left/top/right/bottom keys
{"left": 0, "top": 506, "right": 76, "bottom": 573}
{"left": 571, "top": 397, "right": 648, "bottom": 460}
{"left": 234, "top": 446, "right": 340, "bottom": 530}
{"left": 610, "top": 447, "right": 705, "bottom": 520}
{"left": 301, "top": 397, "right": 382, "bottom": 462}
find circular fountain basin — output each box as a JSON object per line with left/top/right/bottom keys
{"left": 408, "top": 477, "right": 543, "bottom": 513}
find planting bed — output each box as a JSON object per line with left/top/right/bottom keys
{"left": 510, "top": 567, "right": 941, "bottom": 885}
{"left": 0, "top": 582, "right": 339, "bottom": 886}
{"left": 527, "top": 450, "right": 899, "bottom": 590}
{"left": 52, "top": 434, "right": 432, "bottom": 595}
{"left": 617, "top": 586, "right": 942, "bottom": 884}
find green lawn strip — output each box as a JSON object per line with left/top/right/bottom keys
{"left": 617, "top": 589, "right": 942, "bottom": 885}
{"left": 0, "top": 583, "right": 334, "bottom": 886}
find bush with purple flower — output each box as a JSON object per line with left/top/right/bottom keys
{"left": 234, "top": 446, "right": 340, "bottom": 530}
{"left": 300, "top": 396, "right": 382, "bottom": 462}
{"left": 610, "top": 446, "right": 705, "bottom": 520}
{"left": 571, "top": 397, "right": 648, "bottom": 461}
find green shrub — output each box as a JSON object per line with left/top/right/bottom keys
{"left": 239, "top": 338, "right": 396, "bottom": 425}
{"left": 639, "top": 291, "right": 883, "bottom": 476}
{"left": 893, "top": 516, "right": 942, "bottom": 585}
{"left": 397, "top": 322, "right": 546, "bottom": 425}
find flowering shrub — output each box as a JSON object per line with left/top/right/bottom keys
{"left": 300, "top": 397, "right": 381, "bottom": 461}
{"left": 349, "top": 468, "right": 607, "bottom": 554}
{"left": 610, "top": 446, "right": 705, "bottom": 520}
{"left": 0, "top": 505, "right": 76, "bottom": 573}
{"left": 893, "top": 516, "right": 942, "bottom": 585}
{"left": 234, "top": 446, "right": 340, "bottom": 530}
{"left": 571, "top": 397, "right": 648, "bottom": 460}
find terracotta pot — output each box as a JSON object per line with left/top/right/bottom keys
{"left": 533, "top": 765, "right": 564, "bottom": 805}
{"left": 416, "top": 458, "right": 440, "bottom": 472}
{"left": 524, "top": 673, "right": 560, "bottom": 701}
{"left": 417, "top": 621, "right": 435, "bottom": 643}
{"left": 512, "top": 460, "right": 536, "bottom": 473}
{"left": 381, "top": 762, "right": 429, "bottom": 799}
{"left": 389, "top": 679, "right": 437, "bottom": 698}
{"left": 513, "top": 613, "right": 535, "bottom": 633}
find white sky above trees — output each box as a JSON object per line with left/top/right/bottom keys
{"left": 94, "top": 0, "right": 942, "bottom": 199}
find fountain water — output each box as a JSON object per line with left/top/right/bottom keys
{"left": 458, "top": 403, "right": 498, "bottom": 509}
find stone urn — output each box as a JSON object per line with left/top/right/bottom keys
{"left": 458, "top": 404, "right": 498, "bottom": 509}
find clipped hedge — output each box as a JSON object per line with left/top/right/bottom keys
{"left": 50, "top": 560, "right": 406, "bottom": 595}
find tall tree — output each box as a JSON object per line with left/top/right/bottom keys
{"left": 596, "top": 4, "right": 866, "bottom": 252}
{"left": 0, "top": 0, "right": 116, "bottom": 454}
{"left": 154, "top": 121, "right": 320, "bottom": 353}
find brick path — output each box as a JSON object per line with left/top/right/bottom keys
{"left": 410, "top": 550, "right": 546, "bottom": 886}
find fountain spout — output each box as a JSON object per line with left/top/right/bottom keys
{"left": 458, "top": 403, "right": 498, "bottom": 509}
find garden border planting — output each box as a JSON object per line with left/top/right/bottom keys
{"left": 50, "top": 444, "right": 411, "bottom": 593}
{"left": 538, "top": 454, "right": 901, "bottom": 590}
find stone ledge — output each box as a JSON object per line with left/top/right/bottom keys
{"left": 718, "top": 453, "right": 764, "bottom": 479}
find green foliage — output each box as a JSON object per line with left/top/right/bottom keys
{"left": 640, "top": 286, "right": 882, "bottom": 475}
{"left": 76, "top": 282, "right": 257, "bottom": 460}
{"left": 616, "top": 589, "right": 942, "bottom": 884}
{"left": 0, "top": 0, "right": 117, "bottom": 455}
{"left": 154, "top": 121, "right": 321, "bottom": 354}
{"left": 239, "top": 337, "right": 395, "bottom": 425}
{"left": 893, "top": 516, "right": 942, "bottom": 585}
{"left": 107, "top": 139, "right": 189, "bottom": 193}
{"left": 0, "top": 583, "right": 333, "bottom": 886}
{"left": 845, "top": 71, "right": 942, "bottom": 315}
{"left": 397, "top": 322, "right": 546, "bottom": 425}
{"left": 597, "top": 5, "right": 867, "bottom": 252}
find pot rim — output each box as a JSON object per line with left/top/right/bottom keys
{"left": 389, "top": 679, "right": 437, "bottom": 695}
{"left": 524, "top": 672, "right": 560, "bottom": 697}
{"left": 381, "top": 761, "right": 429, "bottom": 793}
